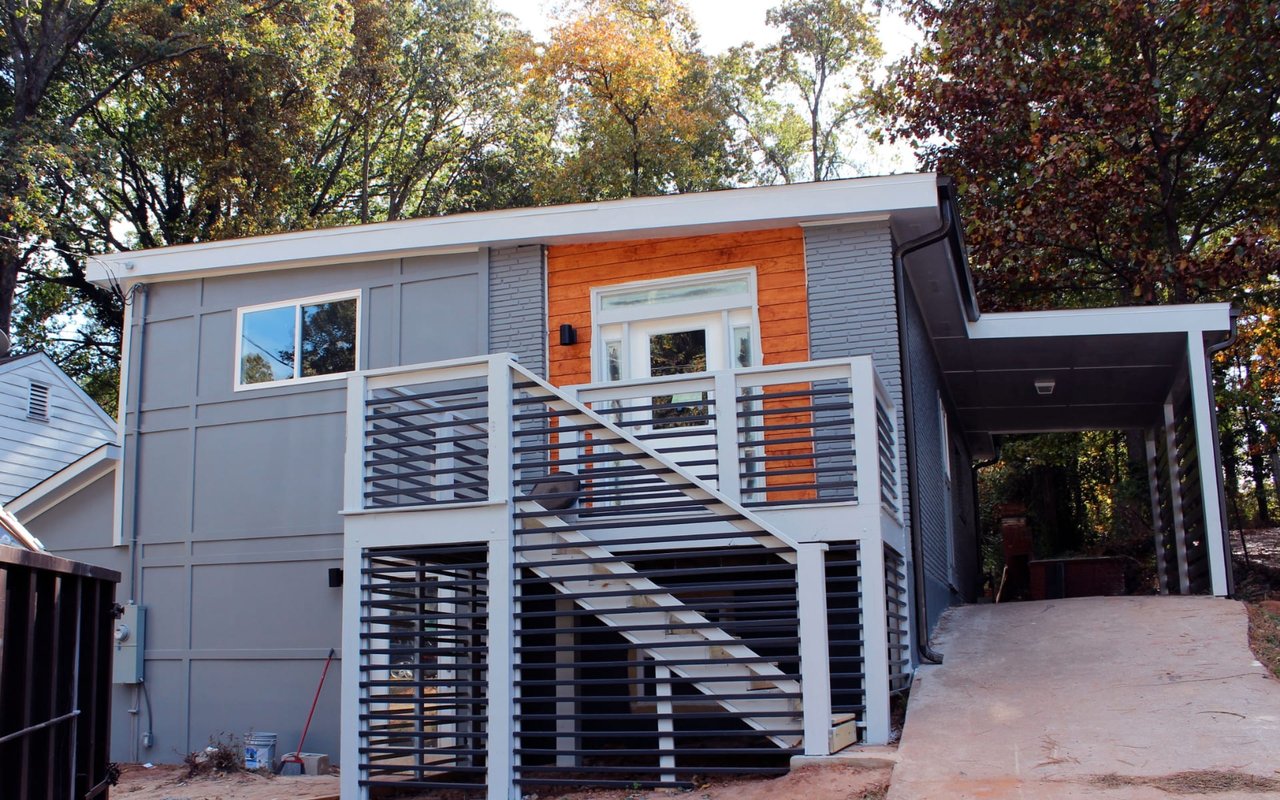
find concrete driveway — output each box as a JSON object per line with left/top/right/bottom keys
{"left": 887, "top": 596, "right": 1280, "bottom": 799}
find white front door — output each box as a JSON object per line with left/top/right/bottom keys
{"left": 590, "top": 272, "right": 761, "bottom": 488}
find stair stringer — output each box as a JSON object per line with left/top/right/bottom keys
{"left": 518, "top": 510, "right": 804, "bottom": 749}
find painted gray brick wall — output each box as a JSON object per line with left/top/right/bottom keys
{"left": 805, "top": 221, "right": 908, "bottom": 525}
{"left": 489, "top": 245, "right": 546, "bottom": 377}
{"left": 807, "top": 221, "right": 977, "bottom": 636}
{"left": 904, "top": 287, "right": 950, "bottom": 627}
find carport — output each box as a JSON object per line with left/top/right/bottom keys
{"left": 933, "top": 304, "right": 1236, "bottom": 596}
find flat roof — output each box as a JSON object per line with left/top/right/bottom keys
{"left": 89, "top": 174, "right": 942, "bottom": 285}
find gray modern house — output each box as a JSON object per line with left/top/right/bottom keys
{"left": 23, "top": 174, "right": 1233, "bottom": 799}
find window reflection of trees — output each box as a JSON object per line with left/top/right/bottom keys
{"left": 301, "top": 300, "right": 357, "bottom": 377}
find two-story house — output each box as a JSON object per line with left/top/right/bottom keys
{"left": 25, "top": 174, "right": 1233, "bottom": 799}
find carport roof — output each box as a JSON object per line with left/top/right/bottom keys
{"left": 936, "top": 304, "right": 1233, "bottom": 453}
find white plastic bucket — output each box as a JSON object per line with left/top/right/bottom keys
{"left": 244, "top": 732, "right": 277, "bottom": 770}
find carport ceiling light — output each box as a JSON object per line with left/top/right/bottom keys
{"left": 1034, "top": 378, "right": 1056, "bottom": 396}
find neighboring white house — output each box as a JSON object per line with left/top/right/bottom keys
{"left": 0, "top": 352, "right": 117, "bottom": 503}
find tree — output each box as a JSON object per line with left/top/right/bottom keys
{"left": 717, "top": 44, "right": 812, "bottom": 184}
{"left": 765, "top": 0, "right": 882, "bottom": 181}
{"left": 531, "top": 0, "right": 742, "bottom": 200}
{"left": 1, "top": 0, "right": 203, "bottom": 350}
{"left": 884, "top": 0, "right": 1280, "bottom": 309}
{"left": 12, "top": 0, "right": 541, "bottom": 410}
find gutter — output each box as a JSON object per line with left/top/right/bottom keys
{"left": 1204, "top": 305, "right": 1240, "bottom": 596}
{"left": 892, "top": 180, "right": 966, "bottom": 665}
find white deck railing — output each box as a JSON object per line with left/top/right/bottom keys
{"left": 568, "top": 357, "right": 904, "bottom": 549}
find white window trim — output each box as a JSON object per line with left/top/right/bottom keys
{"left": 591, "top": 268, "right": 758, "bottom": 326}
{"left": 234, "top": 289, "right": 362, "bottom": 391}
{"left": 938, "top": 392, "right": 951, "bottom": 483}
{"left": 590, "top": 269, "right": 761, "bottom": 383}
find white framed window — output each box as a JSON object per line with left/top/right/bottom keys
{"left": 235, "top": 291, "right": 360, "bottom": 390}
{"left": 590, "top": 269, "right": 761, "bottom": 382}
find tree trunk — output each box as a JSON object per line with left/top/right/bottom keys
{"left": 1221, "top": 419, "right": 1243, "bottom": 530}
{"left": 1245, "top": 416, "right": 1272, "bottom": 525}
{"left": 1271, "top": 448, "right": 1280, "bottom": 520}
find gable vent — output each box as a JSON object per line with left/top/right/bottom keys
{"left": 28, "top": 382, "right": 50, "bottom": 420}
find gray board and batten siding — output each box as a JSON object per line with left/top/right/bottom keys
{"left": 31, "top": 246, "right": 548, "bottom": 764}
{"left": 805, "top": 220, "right": 976, "bottom": 635}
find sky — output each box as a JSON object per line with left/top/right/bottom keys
{"left": 489, "top": 0, "right": 925, "bottom": 175}
{"left": 492, "top": 0, "right": 922, "bottom": 59}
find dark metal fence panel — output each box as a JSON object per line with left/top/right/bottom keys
{"left": 358, "top": 543, "right": 490, "bottom": 795}
{"left": 1172, "top": 394, "right": 1211, "bottom": 594}
{"left": 824, "top": 542, "right": 866, "bottom": 719}
{"left": 883, "top": 546, "right": 911, "bottom": 694}
{"left": 0, "top": 547, "right": 119, "bottom": 800}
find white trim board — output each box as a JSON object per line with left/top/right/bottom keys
{"left": 9, "top": 443, "right": 121, "bottom": 523}
{"left": 968, "top": 303, "right": 1233, "bottom": 339}
{"left": 89, "top": 174, "right": 942, "bottom": 285}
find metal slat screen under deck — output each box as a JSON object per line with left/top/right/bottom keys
{"left": 359, "top": 544, "right": 490, "bottom": 794}
{"left": 509, "top": 380, "right": 805, "bottom": 790}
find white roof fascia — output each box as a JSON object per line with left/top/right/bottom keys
{"left": 88, "top": 174, "right": 941, "bottom": 285}
{"left": 8, "top": 443, "right": 121, "bottom": 522}
{"left": 967, "top": 303, "right": 1233, "bottom": 339}
{"left": 0, "top": 352, "right": 40, "bottom": 376}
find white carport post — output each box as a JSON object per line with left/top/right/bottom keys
{"left": 1186, "top": 332, "right": 1231, "bottom": 596}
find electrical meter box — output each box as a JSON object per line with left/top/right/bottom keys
{"left": 113, "top": 603, "right": 145, "bottom": 684}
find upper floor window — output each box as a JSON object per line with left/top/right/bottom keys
{"left": 236, "top": 292, "right": 359, "bottom": 389}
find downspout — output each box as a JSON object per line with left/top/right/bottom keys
{"left": 126, "top": 283, "right": 148, "bottom": 605}
{"left": 892, "top": 187, "right": 963, "bottom": 665}
{"left": 1204, "top": 306, "right": 1240, "bottom": 596}
{"left": 125, "top": 283, "right": 148, "bottom": 763}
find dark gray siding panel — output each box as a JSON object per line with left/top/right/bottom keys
{"left": 805, "top": 222, "right": 911, "bottom": 530}
{"left": 24, "top": 473, "right": 118, "bottom": 554}
{"left": 489, "top": 244, "right": 546, "bottom": 376}
{"left": 904, "top": 285, "right": 977, "bottom": 631}
{"left": 107, "top": 251, "right": 488, "bottom": 762}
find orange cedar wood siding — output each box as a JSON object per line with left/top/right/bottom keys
{"left": 546, "top": 227, "right": 810, "bottom": 387}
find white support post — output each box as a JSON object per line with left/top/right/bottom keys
{"left": 858, "top": 539, "right": 892, "bottom": 746}
{"left": 1186, "top": 333, "right": 1231, "bottom": 596}
{"left": 1162, "top": 401, "right": 1192, "bottom": 594}
{"left": 713, "top": 370, "right": 741, "bottom": 503}
{"left": 1144, "top": 429, "right": 1169, "bottom": 594}
{"left": 554, "top": 598, "right": 579, "bottom": 768}
{"left": 796, "top": 543, "right": 832, "bottom": 755}
{"left": 487, "top": 356, "right": 514, "bottom": 504}
{"left": 339, "top": 536, "right": 366, "bottom": 800}
{"left": 484, "top": 356, "right": 518, "bottom": 800}
{"left": 850, "top": 358, "right": 882, "bottom": 521}
{"left": 344, "top": 375, "right": 367, "bottom": 513}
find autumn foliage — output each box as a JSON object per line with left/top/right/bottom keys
{"left": 885, "top": 0, "right": 1280, "bottom": 309}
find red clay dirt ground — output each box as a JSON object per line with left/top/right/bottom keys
{"left": 113, "top": 761, "right": 892, "bottom": 800}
